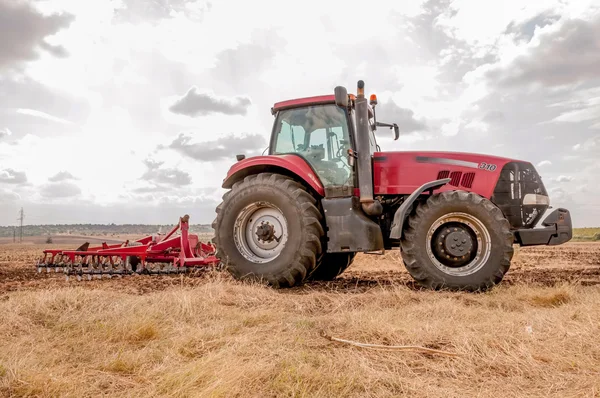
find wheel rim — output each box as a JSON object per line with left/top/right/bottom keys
{"left": 233, "top": 202, "right": 289, "bottom": 263}
{"left": 426, "top": 212, "right": 491, "bottom": 277}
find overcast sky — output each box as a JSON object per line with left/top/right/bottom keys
{"left": 1, "top": 0, "right": 599, "bottom": 227}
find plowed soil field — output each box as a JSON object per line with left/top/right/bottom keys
{"left": 1, "top": 242, "right": 599, "bottom": 294}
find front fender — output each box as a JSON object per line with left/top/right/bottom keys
{"left": 222, "top": 154, "right": 325, "bottom": 196}
{"left": 389, "top": 178, "right": 451, "bottom": 240}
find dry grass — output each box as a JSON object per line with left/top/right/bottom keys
{"left": 0, "top": 243, "right": 599, "bottom": 397}
{"left": 1, "top": 279, "right": 600, "bottom": 397}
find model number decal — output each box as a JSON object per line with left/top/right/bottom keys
{"left": 479, "top": 162, "right": 497, "bottom": 171}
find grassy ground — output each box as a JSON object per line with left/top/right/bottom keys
{"left": 573, "top": 228, "right": 600, "bottom": 241}
{"left": 0, "top": 244, "right": 599, "bottom": 397}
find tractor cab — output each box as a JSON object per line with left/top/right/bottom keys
{"left": 268, "top": 93, "right": 382, "bottom": 197}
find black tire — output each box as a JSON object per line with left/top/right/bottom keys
{"left": 211, "top": 173, "right": 324, "bottom": 287}
{"left": 308, "top": 252, "right": 356, "bottom": 281}
{"left": 400, "top": 190, "right": 514, "bottom": 291}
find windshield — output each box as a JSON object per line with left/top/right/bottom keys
{"left": 271, "top": 104, "right": 353, "bottom": 188}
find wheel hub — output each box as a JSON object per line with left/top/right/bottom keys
{"left": 256, "top": 222, "right": 276, "bottom": 243}
{"left": 426, "top": 212, "right": 492, "bottom": 277}
{"left": 441, "top": 229, "right": 473, "bottom": 257}
{"left": 233, "top": 203, "right": 288, "bottom": 263}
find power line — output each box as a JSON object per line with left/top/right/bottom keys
{"left": 17, "top": 208, "right": 24, "bottom": 243}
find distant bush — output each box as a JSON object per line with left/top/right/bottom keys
{"left": 46, "top": 236, "right": 53, "bottom": 244}
{"left": 593, "top": 233, "right": 600, "bottom": 241}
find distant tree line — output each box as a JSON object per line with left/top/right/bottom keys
{"left": 0, "top": 223, "right": 214, "bottom": 237}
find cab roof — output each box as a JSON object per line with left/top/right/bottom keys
{"left": 272, "top": 95, "right": 335, "bottom": 113}
{"left": 271, "top": 94, "right": 373, "bottom": 117}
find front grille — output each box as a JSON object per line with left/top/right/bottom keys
{"left": 461, "top": 172, "right": 475, "bottom": 188}
{"left": 492, "top": 162, "right": 548, "bottom": 228}
{"left": 449, "top": 171, "right": 462, "bottom": 186}
{"left": 437, "top": 170, "right": 476, "bottom": 189}
{"left": 437, "top": 170, "right": 450, "bottom": 179}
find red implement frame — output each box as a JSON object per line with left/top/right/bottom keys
{"left": 36, "top": 215, "right": 219, "bottom": 277}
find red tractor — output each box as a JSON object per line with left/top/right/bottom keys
{"left": 212, "top": 80, "right": 572, "bottom": 291}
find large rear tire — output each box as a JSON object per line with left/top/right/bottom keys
{"left": 212, "top": 173, "right": 324, "bottom": 287}
{"left": 400, "top": 190, "right": 514, "bottom": 291}
{"left": 309, "top": 252, "right": 356, "bottom": 281}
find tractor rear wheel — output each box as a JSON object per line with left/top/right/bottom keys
{"left": 400, "top": 190, "right": 513, "bottom": 291}
{"left": 212, "top": 173, "right": 324, "bottom": 287}
{"left": 309, "top": 252, "right": 356, "bottom": 281}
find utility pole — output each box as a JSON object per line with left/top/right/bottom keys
{"left": 17, "top": 208, "right": 24, "bottom": 243}
{"left": 13, "top": 227, "right": 16, "bottom": 243}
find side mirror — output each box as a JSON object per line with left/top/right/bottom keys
{"left": 334, "top": 86, "right": 348, "bottom": 107}
{"left": 375, "top": 121, "right": 400, "bottom": 140}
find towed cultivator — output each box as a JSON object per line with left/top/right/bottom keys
{"left": 36, "top": 215, "right": 218, "bottom": 280}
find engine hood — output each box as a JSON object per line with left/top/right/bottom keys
{"left": 373, "top": 151, "right": 532, "bottom": 198}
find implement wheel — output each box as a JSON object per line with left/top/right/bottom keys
{"left": 212, "top": 173, "right": 324, "bottom": 287}
{"left": 401, "top": 190, "right": 514, "bottom": 291}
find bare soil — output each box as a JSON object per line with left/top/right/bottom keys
{"left": 1, "top": 242, "right": 598, "bottom": 295}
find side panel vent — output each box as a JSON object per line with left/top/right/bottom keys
{"left": 461, "top": 172, "right": 475, "bottom": 188}
{"left": 437, "top": 170, "right": 450, "bottom": 180}
{"left": 449, "top": 171, "right": 462, "bottom": 186}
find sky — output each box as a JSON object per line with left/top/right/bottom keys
{"left": 0, "top": 0, "right": 599, "bottom": 227}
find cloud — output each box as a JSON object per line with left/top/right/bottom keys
{"left": 482, "top": 110, "right": 505, "bottom": 124}
{"left": 0, "top": 78, "right": 90, "bottom": 140}
{"left": 375, "top": 101, "right": 427, "bottom": 133}
{"left": 168, "top": 87, "right": 252, "bottom": 117}
{"left": 40, "top": 181, "right": 82, "bottom": 198}
{"left": 140, "top": 158, "right": 192, "bottom": 186}
{"left": 48, "top": 171, "right": 78, "bottom": 182}
{"left": 0, "top": 189, "right": 21, "bottom": 203}
{"left": 0, "top": 127, "right": 11, "bottom": 139}
{"left": 16, "top": 108, "right": 75, "bottom": 125}
{"left": 0, "top": 169, "right": 27, "bottom": 184}
{"left": 209, "top": 39, "right": 279, "bottom": 90}
{"left": 537, "top": 160, "right": 552, "bottom": 168}
{"left": 131, "top": 185, "right": 170, "bottom": 194}
{"left": 505, "top": 11, "right": 561, "bottom": 43}
{"left": 441, "top": 120, "right": 460, "bottom": 137}
{"left": 167, "top": 133, "right": 267, "bottom": 161}
{"left": 486, "top": 14, "right": 600, "bottom": 87}
{"left": 572, "top": 134, "right": 600, "bottom": 152}
{"left": 554, "top": 175, "right": 574, "bottom": 183}
{"left": 0, "top": 0, "right": 74, "bottom": 70}
{"left": 113, "top": 0, "right": 212, "bottom": 23}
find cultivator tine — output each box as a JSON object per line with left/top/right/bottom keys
{"left": 36, "top": 215, "right": 220, "bottom": 281}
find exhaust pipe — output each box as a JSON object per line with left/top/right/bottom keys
{"left": 354, "top": 80, "right": 383, "bottom": 217}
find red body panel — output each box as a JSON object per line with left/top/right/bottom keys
{"left": 373, "top": 151, "right": 523, "bottom": 199}
{"left": 222, "top": 155, "right": 325, "bottom": 196}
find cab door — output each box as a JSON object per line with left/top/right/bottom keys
{"left": 270, "top": 104, "right": 355, "bottom": 197}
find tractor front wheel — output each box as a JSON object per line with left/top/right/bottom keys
{"left": 212, "top": 173, "right": 324, "bottom": 287}
{"left": 400, "top": 191, "right": 514, "bottom": 291}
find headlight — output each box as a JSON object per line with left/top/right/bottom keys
{"left": 523, "top": 194, "right": 550, "bottom": 205}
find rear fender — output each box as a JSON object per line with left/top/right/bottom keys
{"left": 222, "top": 155, "right": 325, "bottom": 196}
